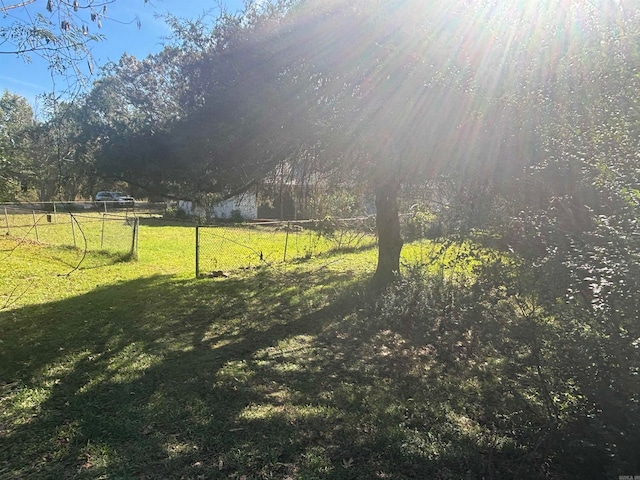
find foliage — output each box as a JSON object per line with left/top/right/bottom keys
{"left": 0, "top": 0, "right": 149, "bottom": 90}
{"left": 28, "top": 96, "right": 101, "bottom": 200}
{"left": 162, "top": 204, "right": 193, "bottom": 221}
{"left": 0, "top": 91, "right": 34, "bottom": 201}
{"left": 2, "top": 90, "right": 114, "bottom": 202}
{"left": 402, "top": 206, "right": 438, "bottom": 241}
{"left": 89, "top": 5, "right": 303, "bottom": 201}
{"left": 307, "top": 189, "right": 369, "bottom": 220}
{"left": 311, "top": 216, "right": 375, "bottom": 252}
{"left": 369, "top": 255, "right": 639, "bottom": 478}
{"left": 229, "top": 209, "right": 243, "bottom": 223}
{"left": 467, "top": 13, "right": 640, "bottom": 474}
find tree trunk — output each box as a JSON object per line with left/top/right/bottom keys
{"left": 371, "top": 179, "right": 403, "bottom": 290}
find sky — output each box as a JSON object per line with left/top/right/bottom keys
{"left": 0, "top": 0, "right": 244, "bottom": 109}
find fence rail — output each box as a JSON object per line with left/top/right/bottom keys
{"left": 0, "top": 201, "right": 167, "bottom": 216}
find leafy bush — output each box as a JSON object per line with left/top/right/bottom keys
{"left": 312, "top": 216, "right": 375, "bottom": 251}
{"left": 367, "top": 250, "right": 640, "bottom": 478}
{"left": 308, "top": 190, "right": 368, "bottom": 219}
{"left": 163, "top": 205, "right": 191, "bottom": 220}
{"left": 229, "top": 209, "right": 243, "bottom": 223}
{"left": 402, "top": 207, "right": 440, "bottom": 240}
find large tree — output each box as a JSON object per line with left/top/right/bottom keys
{"left": 227, "top": 0, "right": 640, "bottom": 287}
{"left": 95, "top": 0, "right": 485, "bottom": 285}
{"left": 92, "top": 3, "right": 307, "bottom": 201}
{"left": 0, "top": 90, "right": 34, "bottom": 200}
{"left": 172, "top": 0, "right": 516, "bottom": 287}
{"left": 28, "top": 96, "right": 100, "bottom": 200}
{"left": 98, "top": 0, "right": 640, "bottom": 288}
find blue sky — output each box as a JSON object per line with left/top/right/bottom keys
{"left": 0, "top": 0, "right": 244, "bottom": 107}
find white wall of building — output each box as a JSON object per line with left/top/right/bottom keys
{"left": 178, "top": 193, "right": 258, "bottom": 220}
{"left": 212, "top": 194, "right": 257, "bottom": 219}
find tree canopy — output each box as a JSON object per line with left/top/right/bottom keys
{"left": 0, "top": 90, "right": 34, "bottom": 200}
{"left": 3, "top": 0, "right": 640, "bottom": 288}
{"left": 70, "top": 0, "right": 637, "bottom": 284}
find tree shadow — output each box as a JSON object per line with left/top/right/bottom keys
{"left": 137, "top": 217, "right": 197, "bottom": 227}
{"left": 3, "top": 262, "right": 628, "bottom": 479}
{"left": 0, "top": 268, "right": 371, "bottom": 478}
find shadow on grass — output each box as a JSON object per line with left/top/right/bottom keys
{"left": 137, "top": 216, "right": 197, "bottom": 227}
{"left": 2, "top": 264, "right": 632, "bottom": 479}
{"left": 0, "top": 268, "right": 369, "bottom": 479}
{"left": 5, "top": 241, "right": 137, "bottom": 274}
{"left": 76, "top": 248, "right": 138, "bottom": 268}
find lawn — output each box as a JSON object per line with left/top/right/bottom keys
{"left": 0, "top": 224, "right": 379, "bottom": 479}
{"left": 1, "top": 224, "right": 638, "bottom": 479}
{"left": 1, "top": 213, "right": 379, "bottom": 285}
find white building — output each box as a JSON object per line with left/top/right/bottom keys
{"left": 178, "top": 192, "right": 258, "bottom": 220}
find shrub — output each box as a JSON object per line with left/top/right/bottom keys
{"left": 369, "top": 252, "right": 640, "bottom": 478}
{"left": 163, "top": 205, "right": 191, "bottom": 220}
{"left": 229, "top": 209, "right": 243, "bottom": 223}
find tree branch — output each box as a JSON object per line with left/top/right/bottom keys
{"left": 0, "top": 41, "right": 91, "bottom": 55}
{"left": 0, "top": 0, "right": 37, "bottom": 13}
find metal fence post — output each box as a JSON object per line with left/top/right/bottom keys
{"left": 283, "top": 222, "right": 290, "bottom": 262}
{"left": 32, "top": 210, "right": 39, "bottom": 242}
{"left": 130, "top": 217, "right": 139, "bottom": 258}
{"left": 101, "top": 213, "right": 106, "bottom": 249}
{"left": 3, "top": 207, "right": 9, "bottom": 235}
{"left": 195, "top": 225, "right": 200, "bottom": 278}
{"left": 70, "top": 213, "right": 77, "bottom": 248}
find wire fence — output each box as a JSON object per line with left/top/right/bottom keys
{"left": 195, "top": 217, "right": 378, "bottom": 276}
{"left": 2, "top": 201, "right": 446, "bottom": 290}
{"left": 1, "top": 205, "right": 140, "bottom": 310}
{"left": 0, "top": 200, "right": 167, "bottom": 216}
{"left": 3, "top": 208, "right": 137, "bottom": 254}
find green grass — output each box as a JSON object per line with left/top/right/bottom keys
{"left": 0, "top": 226, "right": 379, "bottom": 479}
{"left": 1, "top": 212, "right": 378, "bottom": 281}
{"left": 196, "top": 224, "right": 377, "bottom": 273}
{"left": 2, "top": 211, "right": 137, "bottom": 253}
{"left": 1, "top": 224, "right": 636, "bottom": 479}
{"left": 1, "top": 219, "right": 380, "bottom": 308}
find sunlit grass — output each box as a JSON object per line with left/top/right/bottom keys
{"left": 0, "top": 226, "right": 376, "bottom": 478}
{"left": 196, "top": 224, "right": 376, "bottom": 273}
{"left": 1, "top": 219, "right": 380, "bottom": 310}
{"left": 2, "top": 211, "right": 136, "bottom": 252}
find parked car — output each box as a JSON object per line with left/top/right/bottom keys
{"left": 94, "top": 191, "right": 135, "bottom": 207}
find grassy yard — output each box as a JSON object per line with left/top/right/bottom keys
{"left": 0, "top": 225, "right": 379, "bottom": 479}
{"left": 1, "top": 224, "right": 637, "bottom": 479}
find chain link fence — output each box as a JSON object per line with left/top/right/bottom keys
{"left": 195, "top": 217, "right": 377, "bottom": 276}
